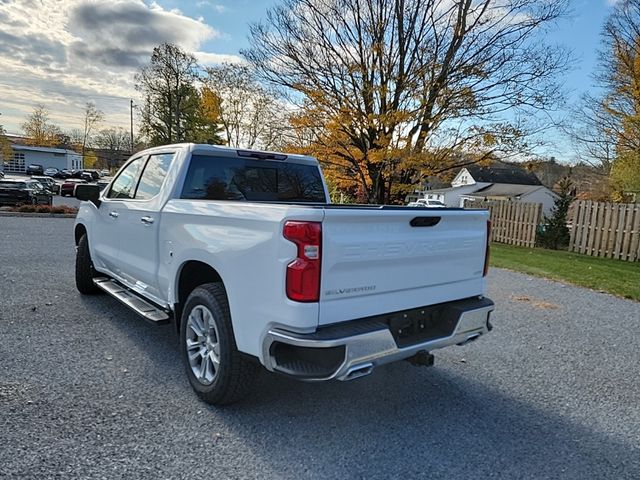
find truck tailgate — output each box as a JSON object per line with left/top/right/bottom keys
{"left": 319, "top": 208, "right": 489, "bottom": 325}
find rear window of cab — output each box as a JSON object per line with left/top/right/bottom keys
{"left": 181, "top": 155, "right": 326, "bottom": 203}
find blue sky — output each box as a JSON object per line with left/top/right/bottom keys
{"left": 548, "top": 0, "right": 611, "bottom": 101}
{"left": 0, "top": 0, "right": 620, "bottom": 160}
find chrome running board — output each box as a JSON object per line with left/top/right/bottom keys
{"left": 93, "top": 277, "right": 170, "bottom": 324}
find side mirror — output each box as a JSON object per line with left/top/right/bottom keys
{"left": 75, "top": 184, "right": 102, "bottom": 207}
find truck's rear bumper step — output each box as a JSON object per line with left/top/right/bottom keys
{"left": 262, "top": 297, "right": 494, "bottom": 381}
{"left": 93, "top": 277, "right": 170, "bottom": 324}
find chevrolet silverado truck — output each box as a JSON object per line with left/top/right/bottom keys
{"left": 74, "top": 144, "right": 494, "bottom": 405}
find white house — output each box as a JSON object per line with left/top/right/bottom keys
{"left": 418, "top": 162, "right": 558, "bottom": 216}
{"left": 1, "top": 145, "right": 83, "bottom": 173}
{"left": 460, "top": 184, "right": 558, "bottom": 216}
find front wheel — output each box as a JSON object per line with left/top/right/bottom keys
{"left": 180, "top": 283, "right": 258, "bottom": 405}
{"left": 75, "top": 234, "right": 101, "bottom": 294}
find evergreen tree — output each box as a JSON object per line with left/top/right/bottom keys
{"left": 537, "top": 175, "right": 575, "bottom": 250}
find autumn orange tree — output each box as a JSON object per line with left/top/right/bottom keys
{"left": 569, "top": 0, "right": 640, "bottom": 201}
{"left": 599, "top": 0, "right": 640, "bottom": 199}
{"left": 244, "top": 0, "right": 569, "bottom": 204}
{"left": 21, "top": 105, "right": 62, "bottom": 147}
{"left": 0, "top": 113, "right": 12, "bottom": 161}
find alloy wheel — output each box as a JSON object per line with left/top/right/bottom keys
{"left": 185, "top": 305, "right": 221, "bottom": 385}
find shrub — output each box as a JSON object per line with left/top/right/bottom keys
{"left": 12, "top": 204, "right": 78, "bottom": 215}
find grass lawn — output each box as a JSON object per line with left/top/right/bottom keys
{"left": 490, "top": 243, "right": 640, "bottom": 301}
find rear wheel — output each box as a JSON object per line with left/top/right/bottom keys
{"left": 180, "top": 283, "right": 258, "bottom": 405}
{"left": 75, "top": 234, "right": 101, "bottom": 294}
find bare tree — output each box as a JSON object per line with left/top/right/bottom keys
{"left": 244, "top": 0, "right": 570, "bottom": 203}
{"left": 67, "top": 128, "right": 84, "bottom": 149}
{"left": 204, "top": 63, "right": 287, "bottom": 149}
{"left": 566, "top": 97, "right": 616, "bottom": 174}
{"left": 94, "top": 127, "right": 133, "bottom": 169}
{"left": 81, "top": 102, "right": 104, "bottom": 156}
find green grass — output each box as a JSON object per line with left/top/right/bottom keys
{"left": 490, "top": 243, "right": 640, "bottom": 301}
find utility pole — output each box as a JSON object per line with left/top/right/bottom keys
{"left": 130, "top": 99, "right": 134, "bottom": 153}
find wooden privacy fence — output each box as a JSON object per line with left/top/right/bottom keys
{"left": 569, "top": 201, "right": 640, "bottom": 262}
{"left": 465, "top": 200, "right": 542, "bottom": 248}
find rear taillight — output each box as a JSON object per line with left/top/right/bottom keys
{"left": 283, "top": 221, "right": 322, "bottom": 302}
{"left": 483, "top": 220, "right": 491, "bottom": 277}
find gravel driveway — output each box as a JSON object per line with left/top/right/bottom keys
{"left": 1, "top": 217, "right": 638, "bottom": 479}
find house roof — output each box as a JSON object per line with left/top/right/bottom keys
{"left": 423, "top": 186, "right": 458, "bottom": 194}
{"left": 462, "top": 183, "right": 548, "bottom": 198}
{"left": 465, "top": 163, "right": 542, "bottom": 186}
{"left": 12, "top": 145, "right": 79, "bottom": 155}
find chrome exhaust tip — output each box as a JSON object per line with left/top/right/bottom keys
{"left": 342, "top": 363, "right": 374, "bottom": 381}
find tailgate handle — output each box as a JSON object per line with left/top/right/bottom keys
{"left": 410, "top": 217, "right": 441, "bottom": 227}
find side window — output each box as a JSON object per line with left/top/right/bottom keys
{"left": 107, "top": 157, "right": 145, "bottom": 199}
{"left": 135, "top": 153, "right": 174, "bottom": 200}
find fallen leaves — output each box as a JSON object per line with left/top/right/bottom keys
{"left": 510, "top": 294, "right": 559, "bottom": 310}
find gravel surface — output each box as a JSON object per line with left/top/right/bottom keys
{"left": 1, "top": 217, "right": 639, "bottom": 479}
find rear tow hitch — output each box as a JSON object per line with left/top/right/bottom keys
{"left": 406, "top": 350, "right": 434, "bottom": 367}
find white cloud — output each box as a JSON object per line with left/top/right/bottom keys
{"left": 0, "top": 0, "right": 230, "bottom": 133}
{"left": 196, "top": 1, "right": 228, "bottom": 13}
{"left": 195, "top": 52, "right": 245, "bottom": 65}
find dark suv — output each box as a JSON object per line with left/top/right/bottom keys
{"left": 0, "top": 179, "right": 53, "bottom": 205}
{"left": 26, "top": 164, "right": 45, "bottom": 175}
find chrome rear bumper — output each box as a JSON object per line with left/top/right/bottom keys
{"left": 262, "top": 297, "right": 494, "bottom": 381}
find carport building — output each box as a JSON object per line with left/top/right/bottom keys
{"left": 1, "top": 145, "right": 83, "bottom": 173}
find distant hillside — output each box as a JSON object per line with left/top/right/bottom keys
{"left": 520, "top": 158, "right": 610, "bottom": 201}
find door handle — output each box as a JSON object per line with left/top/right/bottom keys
{"left": 140, "top": 216, "right": 154, "bottom": 225}
{"left": 109, "top": 211, "right": 119, "bottom": 218}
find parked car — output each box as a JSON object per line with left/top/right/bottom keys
{"left": 74, "top": 143, "right": 494, "bottom": 405}
{"left": 60, "top": 178, "right": 87, "bottom": 197}
{"left": 26, "top": 164, "right": 44, "bottom": 175}
{"left": 68, "top": 169, "right": 99, "bottom": 181}
{"left": 0, "top": 171, "right": 4, "bottom": 179}
{"left": 84, "top": 169, "right": 101, "bottom": 180}
{"left": 0, "top": 179, "right": 52, "bottom": 205}
{"left": 53, "top": 169, "right": 72, "bottom": 179}
{"left": 408, "top": 199, "right": 447, "bottom": 208}
{"left": 99, "top": 169, "right": 110, "bottom": 177}
{"left": 44, "top": 167, "right": 59, "bottom": 177}
{"left": 31, "top": 176, "right": 60, "bottom": 195}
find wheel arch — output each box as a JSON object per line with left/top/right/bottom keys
{"left": 74, "top": 223, "right": 88, "bottom": 245}
{"left": 174, "top": 260, "right": 226, "bottom": 333}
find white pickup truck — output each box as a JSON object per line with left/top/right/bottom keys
{"left": 75, "top": 144, "right": 494, "bottom": 405}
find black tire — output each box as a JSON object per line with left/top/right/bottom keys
{"left": 75, "top": 234, "right": 101, "bottom": 294}
{"left": 180, "top": 283, "right": 258, "bottom": 405}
